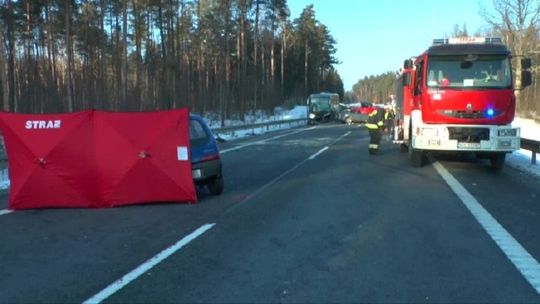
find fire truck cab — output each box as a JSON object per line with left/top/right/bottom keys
{"left": 394, "top": 37, "right": 532, "bottom": 169}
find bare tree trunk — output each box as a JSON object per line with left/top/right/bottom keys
{"left": 197, "top": 42, "right": 204, "bottom": 112}
{"left": 65, "top": 1, "right": 74, "bottom": 112}
{"left": 169, "top": 0, "right": 178, "bottom": 108}
{"left": 114, "top": 13, "right": 121, "bottom": 110}
{"left": 304, "top": 39, "right": 308, "bottom": 97}
{"left": 0, "top": 16, "right": 9, "bottom": 111}
{"left": 157, "top": 2, "right": 168, "bottom": 109}
{"left": 145, "top": 10, "right": 154, "bottom": 109}
{"left": 280, "top": 23, "right": 286, "bottom": 99}
{"left": 253, "top": 0, "right": 260, "bottom": 118}
{"left": 6, "top": 0, "right": 17, "bottom": 111}
{"left": 98, "top": 0, "right": 107, "bottom": 109}
{"left": 45, "top": 1, "right": 56, "bottom": 95}
{"left": 223, "top": 0, "right": 231, "bottom": 126}
{"left": 261, "top": 38, "right": 266, "bottom": 85}
{"left": 158, "top": 4, "right": 166, "bottom": 60}
{"left": 122, "top": 0, "right": 128, "bottom": 108}
{"left": 25, "top": 1, "right": 32, "bottom": 110}
{"left": 132, "top": 0, "right": 143, "bottom": 110}
{"left": 270, "top": 22, "right": 275, "bottom": 91}
{"left": 240, "top": 5, "right": 247, "bottom": 120}
{"left": 237, "top": 19, "right": 242, "bottom": 116}
{"left": 179, "top": 0, "right": 189, "bottom": 109}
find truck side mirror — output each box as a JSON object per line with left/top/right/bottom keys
{"left": 521, "top": 58, "right": 532, "bottom": 69}
{"left": 402, "top": 73, "right": 411, "bottom": 86}
{"left": 521, "top": 70, "right": 532, "bottom": 88}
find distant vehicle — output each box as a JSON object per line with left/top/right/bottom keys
{"left": 190, "top": 114, "right": 224, "bottom": 195}
{"left": 356, "top": 102, "right": 378, "bottom": 118}
{"left": 306, "top": 92, "right": 340, "bottom": 124}
{"left": 336, "top": 104, "right": 352, "bottom": 124}
{"left": 339, "top": 102, "right": 378, "bottom": 123}
{"left": 337, "top": 104, "right": 366, "bottom": 125}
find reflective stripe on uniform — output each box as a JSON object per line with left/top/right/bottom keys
{"left": 365, "top": 123, "right": 378, "bottom": 129}
{"left": 369, "top": 144, "right": 379, "bottom": 149}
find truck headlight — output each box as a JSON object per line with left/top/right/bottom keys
{"left": 498, "top": 129, "right": 517, "bottom": 137}
{"left": 309, "top": 113, "right": 316, "bottom": 119}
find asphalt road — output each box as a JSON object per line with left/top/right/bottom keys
{"left": 1, "top": 122, "right": 540, "bottom": 303}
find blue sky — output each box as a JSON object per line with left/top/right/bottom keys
{"left": 288, "top": 0, "right": 493, "bottom": 91}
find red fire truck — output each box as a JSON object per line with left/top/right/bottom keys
{"left": 393, "top": 37, "right": 532, "bottom": 169}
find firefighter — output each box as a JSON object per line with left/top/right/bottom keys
{"left": 365, "top": 106, "right": 386, "bottom": 154}
{"left": 383, "top": 104, "right": 395, "bottom": 133}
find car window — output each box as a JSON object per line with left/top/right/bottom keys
{"left": 190, "top": 119, "right": 210, "bottom": 148}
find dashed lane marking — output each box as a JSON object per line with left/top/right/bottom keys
{"left": 309, "top": 147, "right": 329, "bottom": 160}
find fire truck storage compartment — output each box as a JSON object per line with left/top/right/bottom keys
{"left": 448, "top": 127, "right": 489, "bottom": 143}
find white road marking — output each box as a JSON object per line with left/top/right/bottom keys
{"left": 225, "top": 157, "right": 311, "bottom": 215}
{"left": 225, "top": 131, "right": 350, "bottom": 214}
{"left": 433, "top": 161, "right": 540, "bottom": 294}
{"left": 220, "top": 145, "right": 247, "bottom": 154}
{"left": 309, "top": 147, "right": 329, "bottom": 160}
{"left": 83, "top": 223, "right": 216, "bottom": 304}
{"left": 220, "top": 127, "right": 315, "bottom": 154}
{"left": 307, "top": 131, "right": 350, "bottom": 160}
{"left": 0, "top": 209, "right": 12, "bottom": 216}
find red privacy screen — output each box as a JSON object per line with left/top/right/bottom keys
{"left": 0, "top": 109, "right": 197, "bottom": 210}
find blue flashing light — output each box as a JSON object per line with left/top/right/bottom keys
{"left": 486, "top": 108, "right": 495, "bottom": 117}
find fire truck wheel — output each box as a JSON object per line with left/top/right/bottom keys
{"left": 490, "top": 153, "right": 506, "bottom": 171}
{"left": 409, "top": 149, "right": 426, "bottom": 167}
{"left": 408, "top": 124, "right": 426, "bottom": 167}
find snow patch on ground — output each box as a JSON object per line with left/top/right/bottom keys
{"left": 507, "top": 117, "right": 539, "bottom": 177}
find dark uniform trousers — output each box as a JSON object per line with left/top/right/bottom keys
{"left": 365, "top": 109, "right": 385, "bottom": 154}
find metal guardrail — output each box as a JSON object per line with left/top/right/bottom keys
{"left": 521, "top": 138, "right": 540, "bottom": 165}
{"left": 211, "top": 118, "right": 307, "bottom": 139}
{"left": 212, "top": 118, "right": 307, "bottom": 140}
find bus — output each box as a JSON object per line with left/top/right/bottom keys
{"left": 306, "top": 92, "right": 340, "bottom": 124}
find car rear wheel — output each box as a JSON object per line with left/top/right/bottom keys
{"left": 345, "top": 117, "right": 352, "bottom": 125}
{"left": 207, "top": 175, "right": 224, "bottom": 195}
